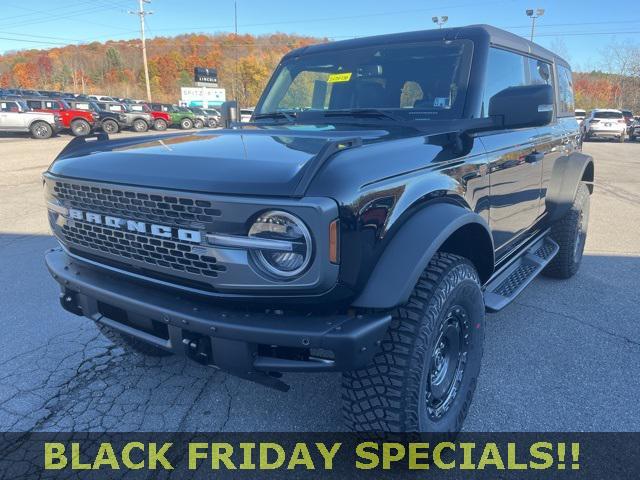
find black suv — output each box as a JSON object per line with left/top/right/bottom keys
{"left": 44, "top": 25, "right": 593, "bottom": 433}
{"left": 65, "top": 99, "right": 125, "bottom": 134}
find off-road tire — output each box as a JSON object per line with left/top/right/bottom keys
{"left": 342, "top": 252, "right": 485, "bottom": 433}
{"left": 207, "top": 118, "right": 219, "bottom": 128}
{"left": 70, "top": 119, "right": 91, "bottom": 137}
{"left": 180, "top": 118, "right": 193, "bottom": 129}
{"left": 96, "top": 322, "right": 172, "bottom": 357}
{"left": 543, "top": 182, "right": 590, "bottom": 279}
{"left": 102, "top": 119, "right": 119, "bottom": 134}
{"left": 30, "top": 121, "right": 53, "bottom": 139}
{"left": 153, "top": 118, "right": 168, "bottom": 131}
{"left": 194, "top": 118, "right": 205, "bottom": 129}
{"left": 133, "top": 119, "right": 148, "bottom": 132}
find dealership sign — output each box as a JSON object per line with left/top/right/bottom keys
{"left": 180, "top": 87, "right": 226, "bottom": 107}
{"left": 194, "top": 67, "right": 218, "bottom": 85}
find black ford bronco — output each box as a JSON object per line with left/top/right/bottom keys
{"left": 44, "top": 25, "right": 593, "bottom": 432}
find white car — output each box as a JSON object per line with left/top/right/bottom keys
{"left": 88, "top": 95, "right": 117, "bottom": 102}
{"left": 582, "top": 109, "right": 626, "bottom": 142}
{"left": 240, "top": 108, "right": 254, "bottom": 122}
{"left": 0, "top": 99, "right": 61, "bottom": 138}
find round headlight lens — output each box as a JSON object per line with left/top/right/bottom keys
{"left": 248, "top": 211, "right": 312, "bottom": 278}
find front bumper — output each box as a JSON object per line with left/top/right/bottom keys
{"left": 46, "top": 248, "right": 391, "bottom": 383}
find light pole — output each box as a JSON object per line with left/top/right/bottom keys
{"left": 526, "top": 8, "right": 545, "bottom": 42}
{"left": 432, "top": 16, "right": 448, "bottom": 29}
{"left": 129, "top": 0, "right": 153, "bottom": 102}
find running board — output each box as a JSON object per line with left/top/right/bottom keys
{"left": 484, "top": 236, "right": 559, "bottom": 312}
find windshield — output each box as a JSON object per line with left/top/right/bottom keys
{"left": 256, "top": 39, "right": 473, "bottom": 122}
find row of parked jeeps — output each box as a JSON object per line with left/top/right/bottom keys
{"left": 0, "top": 90, "right": 221, "bottom": 139}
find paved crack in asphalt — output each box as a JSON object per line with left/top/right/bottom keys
{"left": 515, "top": 301, "right": 640, "bottom": 348}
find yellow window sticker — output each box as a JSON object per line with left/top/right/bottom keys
{"left": 327, "top": 72, "right": 352, "bottom": 83}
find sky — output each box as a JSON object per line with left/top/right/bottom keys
{"left": 1, "top": 0, "right": 639, "bottom": 71}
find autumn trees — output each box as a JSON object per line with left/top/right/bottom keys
{"left": 0, "top": 33, "right": 320, "bottom": 107}
{"left": 1, "top": 33, "right": 638, "bottom": 113}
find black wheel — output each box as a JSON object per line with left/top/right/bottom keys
{"left": 133, "top": 119, "right": 148, "bottom": 132}
{"left": 30, "top": 121, "right": 53, "bottom": 139}
{"left": 70, "top": 119, "right": 91, "bottom": 137}
{"left": 180, "top": 118, "right": 193, "bottom": 129}
{"left": 342, "top": 252, "right": 485, "bottom": 433}
{"left": 153, "top": 118, "right": 168, "bottom": 131}
{"left": 194, "top": 118, "right": 204, "bottom": 129}
{"left": 102, "top": 119, "right": 119, "bottom": 134}
{"left": 543, "top": 182, "right": 590, "bottom": 279}
{"left": 96, "top": 322, "right": 172, "bottom": 357}
{"left": 207, "top": 118, "right": 218, "bottom": 128}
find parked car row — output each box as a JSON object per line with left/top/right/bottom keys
{"left": 577, "top": 108, "right": 639, "bottom": 142}
{"left": 0, "top": 89, "right": 222, "bottom": 139}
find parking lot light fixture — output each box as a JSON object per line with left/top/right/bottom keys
{"left": 526, "top": 8, "right": 545, "bottom": 41}
{"left": 432, "top": 16, "right": 448, "bottom": 29}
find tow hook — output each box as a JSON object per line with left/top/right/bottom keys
{"left": 182, "top": 335, "right": 213, "bottom": 365}
{"left": 60, "top": 289, "right": 83, "bottom": 316}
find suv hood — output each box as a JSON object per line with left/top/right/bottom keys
{"left": 48, "top": 125, "right": 448, "bottom": 196}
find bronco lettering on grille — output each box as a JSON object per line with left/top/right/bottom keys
{"left": 67, "top": 208, "right": 202, "bottom": 243}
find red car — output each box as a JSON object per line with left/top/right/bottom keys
{"left": 24, "top": 98, "right": 96, "bottom": 136}
{"left": 127, "top": 103, "right": 171, "bottom": 130}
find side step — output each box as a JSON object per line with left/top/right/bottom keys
{"left": 484, "top": 235, "right": 559, "bottom": 312}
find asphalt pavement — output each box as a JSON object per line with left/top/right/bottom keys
{"left": 0, "top": 131, "right": 638, "bottom": 432}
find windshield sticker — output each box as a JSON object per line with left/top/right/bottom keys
{"left": 433, "top": 97, "right": 450, "bottom": 108}
{"left": 327, "top": 72, "right": 352, "bottom": 83}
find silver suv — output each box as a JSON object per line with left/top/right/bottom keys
{"left": 0, "top": 99, "right": 62, "bottom": 138}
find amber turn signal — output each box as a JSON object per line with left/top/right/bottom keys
{"left": 329, "top": 219, "right": 340, "bottom": 264}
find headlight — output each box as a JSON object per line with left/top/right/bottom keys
{"left": 248, "top": 210, "right": 312, "bottom": 278}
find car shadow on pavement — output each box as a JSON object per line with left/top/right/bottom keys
{"left": 1, "top": 232, "right": 638, "bottom": 432}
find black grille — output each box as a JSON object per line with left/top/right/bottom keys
{"left": 54, "top": 181, "right": 222, "bottom": 227}
{"left": 61, "top": 220, "right": 226, "bottom": 279}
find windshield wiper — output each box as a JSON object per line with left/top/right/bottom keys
{"left": 322, "top": 108, "right": 405, "bottom": 122}
{"left": 252, "top": 111, "right": 297, "bottom": 122}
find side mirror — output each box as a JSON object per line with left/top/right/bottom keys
{"left": 489, "top": 84, "right": 553, "bottom": 129}
{"left": 220, "top": 100, "right": 238, "bottom": 128}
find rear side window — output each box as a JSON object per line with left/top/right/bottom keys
{"left": 1, "top": 102, "right": 19, "bottom": 112}
{"left": 26, "top": 100, "right": 42, "bottom": 109}
{"left": 594, "top": 111, "right": 622, "bottom": 119}
{"left": 44, "top": 101, "right": 61, "bottom": 110}
{"left": 557, "top": 65, "right": 575, "bottom": 117}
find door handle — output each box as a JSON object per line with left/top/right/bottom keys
{"left": 525, "top": 152, "right": 544, "bottom": 164}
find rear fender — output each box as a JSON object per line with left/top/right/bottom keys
{"left": 545, "top": 152, "right": 594, "bottom": 222}
{"left": 352, "top": 203, "right": 494, "bottom": 309}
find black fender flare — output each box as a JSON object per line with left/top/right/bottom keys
{"left": 352, "top": 203, "right": 494, "bottom": 309}
{"left": 545, "top": 152, "right": 594, "bottom": 222}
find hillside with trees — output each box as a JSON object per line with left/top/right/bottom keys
{"left": 0, "top": 33, "right": 323, "bottom": 107}
{"left": 1, "top": 33, "right": 639, "bottom": 112}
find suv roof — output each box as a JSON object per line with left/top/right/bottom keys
{"left": 285, "top": 24, "right": 568, "bottom": 67}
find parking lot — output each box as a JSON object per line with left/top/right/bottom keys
{"left": 0, "top": 133, "right": 638, "bottom": 432}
